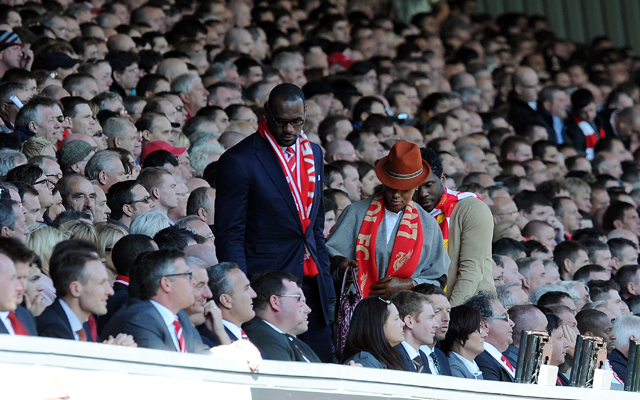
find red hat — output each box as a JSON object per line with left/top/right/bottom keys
{"left": 140, "top": 141, "right": 186, "bottom": 163}
{"left": 375, "top": 142, "right": 431, "bottom": 191}
{"left": 328, "top": 52, "right": 355, "bottom": 68}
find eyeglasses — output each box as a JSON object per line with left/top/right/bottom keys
{"left": 378, "top": 297, "right": 391, "bottom": 305}
{"left": 268, "top": 110, "right": 305, "bottom": 127}
{"left": 474, "top": 327, "right": 484, "bottom": 335}
{"left": 278, "top": 294, "right": 302, "bottom": 302}
{"left": 46, "top": 173, "right": 63, "bottom": 180}
{"left": 488, "top": 314, "right": 510, "bottom": 322}
{"left": 93, "top": 131, "right": 103, "bottom": 137}
{"left": 128, "top": 196, "right": 151, "bottom": 205}
{"left": 34, "top": 178, "right": 51, "bottom": 187}
{"left": 165, "top": 271, "right": 193, "bottom": 280}
{"left": 175, "top": 106, "right": 184, "bottom": 112}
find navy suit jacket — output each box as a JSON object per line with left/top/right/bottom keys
{"left": 0, "top": 306, "right": 38, "bottom": 335}
{"left": 101, "top": 298, "right": 209, "bottom": 354}
{"left": 395, "top": 344, "right": 431, "bottom": 373}
{"left": 503, "top": 344, "right": 519, "bottom": 367}
{"left": 36, "top": 299, "right": 98, "bottom": 342}
{"left": 242, "top": 317, "right": 321, "bottom": 362}
{"left": 97, "top": 282, "right": 129, "bottom": 335}
{"left": 215, "top": 133, "right": 335, "bottom": 322}
{"left": 197, "top": 324, "right": 237, "bottom": 348}
{"left": 433, "top": 347, "right": 452, "bottom": 376}
{"left": 609, "top": 349, "right": 628, "bottom": 384}
{"left": 475, "top": 350, "right": 514, "bottom": 382}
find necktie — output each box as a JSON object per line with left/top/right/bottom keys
{"left": 286, "top": 334, "right": 311, "bottom": 362}
{"left": 429, "top": 352, "right": 443, "bottom": 375}
{"left": 501, "top": 355, "right": 515, "bottom": 373}
{"left": 7, "top": 311, "right": 28, "bottom": 336}
{"left": 412, "top": 355, "right": 424, "bottom": 373}
{"left": 173, "top": 317, "right": 187, "bottom": 353}
{"left": 285, "top": 147, "right": 296, "bottom": 171}
{"left": 76, "top": 327, "right": 87, "bottom": 342}
{"left": 241, "top": 329, "right": 248, "bottom": 340}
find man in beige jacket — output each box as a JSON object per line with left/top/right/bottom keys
{"left": 414, "top": 148, "right": 495, "bottom": 306}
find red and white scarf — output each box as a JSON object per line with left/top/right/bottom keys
{"left": 355, "top": 193, "right": 424, "bottom": 297}
{"left": 258, "top": 116, "right": 318, "bottom": 276}
{"left": 429, "top": 187, "right": 477, "bottom": 252}
{"left": 573, "top": 114, "right": 605, "bottom": 161}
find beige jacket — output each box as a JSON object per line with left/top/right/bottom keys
{"left": 446, "top": 197, "right": 496, "bottom": 306}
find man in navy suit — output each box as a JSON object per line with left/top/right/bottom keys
{"left": 392, "top": 290, "right": 438, "bottom": 373}
{"left": 198, "top": 262, "right": 257, "bottom": 346}
{"left": 412, "top": 284, "right": 452, "bottom": 376}
{"left": 37, "top": 240, "right": 135, "bottom": 345}
{"left": 215, "top": 83, "right": 335, "bottom": 361}
{"left": 465, "top": 292, "right": 516, "bottom": 382}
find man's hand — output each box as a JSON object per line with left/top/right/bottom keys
{"left": 562, "top": 324, "right": 577, "bottom": 356}
{"left": 338, "top": 259, "right": 359, "bottom": 283}
{"left": 204, "top": 300, "right": 231, "bottom": 345}
{"left": 547, "top": 216, "right": 565, "bottom": 240}
{"left": 103, "top": 333, "right": 137, "bottom": 347}
{"left": 210, "top": 339, "right": 262, "bottom": 373}
{"left": 369, "top": 277, "right": 416, "bottom": 298}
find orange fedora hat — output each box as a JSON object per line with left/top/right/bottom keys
{"left": 375, "top": 141, "right": 431, "bottom": 191}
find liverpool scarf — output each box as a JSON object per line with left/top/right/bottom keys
{"left": 573, "top": 114, "right": 605, "bottom": 160}
{"left": 258, "top": 117, "right": 318, "bottom": 276}
{"left": 355, "top": 192, "right": 423, "bottom": 297}
{"left": 429, "top": 187, "right": 477, "bottom": 252}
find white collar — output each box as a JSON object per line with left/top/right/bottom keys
{"left": 401, "top": 341, "right": 420, "bottom": 360}
{"left": 484, "top": 342, "right": 514, "bottom": 377}
{"left": 451, "top": 351, "right": 482, "bottom": 375}
{"left": 222, "top": 319, "right": 243, "bottom": 339}
{"left": 261, "top": 318, "right": 284, "bottom": 334}
{"left": 59, "top": 299, "right": 84, "bottom": 337}
{"left": 419, "top": 344, "right": 434, "bottom": 355}
{"left": 149, "top": 299, "right": 177, "bottom": 328}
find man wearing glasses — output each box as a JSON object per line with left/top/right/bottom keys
{"left": 465, "top": 292, "right": 516, "bottom": 382}
{"left": 216, "top": 83, "right": 335, "bottom": 362}
{"left": 106, "top": 180, "right": 154, "bottom": 230}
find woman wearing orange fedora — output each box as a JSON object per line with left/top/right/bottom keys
{"left": 326, "top": 141, "right": 450, "bottom": 298}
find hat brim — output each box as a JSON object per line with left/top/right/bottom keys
{"left": 375, "top": 156, "right": 431, "bottom": 191}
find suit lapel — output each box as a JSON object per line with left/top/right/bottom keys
{"left": 52, "top": 300, "right": 75, "bottom": 339}
{"left": 0, "top": 318, "right": 8, "bottom": 334}
{"left": 146, "top": 300, "right": 180, "bottom": 351}
{"left": 253, "top": 135, "right": 302, "bottom": 230}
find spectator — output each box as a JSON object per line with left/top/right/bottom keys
{"left": 611, "top": 315, "right": 640, "bottom": 383}
{"left": 505, "top": 304, "right": 548, "bottom": 366}
{"left": 439, "top": 305, "right": 487, "bottom": 380}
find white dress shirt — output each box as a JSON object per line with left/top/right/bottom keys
{"left": 150, "top": 300, "right": 180, "bottom": 351}
{"left": 420, "top": 345, "right": 440, "bottom": 375}
{"left": 222, "top": 319, "right": 243, "bottom": 340}
{"left": 450, "top": 352, "right": 483, "bottom": 379}
{"left": 384, "top": 209, "right": 403, "bottom": 243}
{"left": 59, "top": 299, "right": 84, "bottom": 341}
{"left": 0, "top": 311, "right": 14, "bottom": 335}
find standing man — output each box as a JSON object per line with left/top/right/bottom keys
{"left": 415, "top": 148, "right": 495, "bottom": 306}
{"left": 215, "top": 84, "right": 335, "bottom": 361}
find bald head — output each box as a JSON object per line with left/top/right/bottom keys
{"left": 513, "top": 67, "right": 540, "bottom": 103}
{"left": 491, "top": 197, "right": 518, "bottom": 223}
{"left": 508, "top": 304, "right": 548, "bottom": 348}
{"left": 184, "top": 244, "right": 218, "bottom": 266}
{"left": 157, "top": 59, "right": 189, "bottom": 82}
{"left": 107, "top": 34, "right": 136, "bottom": 53}
{"left": 325, "top": 139, "right": 356, "bottom": 163}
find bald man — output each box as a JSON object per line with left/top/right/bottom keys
{"left": 509, "top": 67, "right": 541, "bottom": 133}
{"left": 491, "top": 197, "right": 525, "bottom": 227}
{"left": 605, "top": 106, "right": 640, "bottom": 142}
{"left": 505, "top": 304, "right": 548, "bottom": 365}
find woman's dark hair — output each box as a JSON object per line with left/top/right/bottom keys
{"left": 439, "top": 305, "right": 482, "bottom": 355}
{"left": 544, "top": 311, "right": 562, "bottom": 334}
{"left": 342, "top": 297, "right": 403, "bottom": 370}
{"left": 356, "top": 161, "right": 374, "bottom": 180}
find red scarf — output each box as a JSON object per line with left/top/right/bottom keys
{"left": 355, "top": 192, "right": 423, "bottom": 297}
{"left": 258, "top": 117, "right": 318, "bottom": 276}
{"left": 429, "top": 188, "right": 477, "bottom": 251}
{"left": 573, "top": 114, "right": 605, "bottom": 160}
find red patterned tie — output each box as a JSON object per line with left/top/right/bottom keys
{"left": 76, "top": 327, "right": 87, "bottom": 342}
{"left": 285, "top": 147, "right": 296, "bottom": 171}
{"left": 501, "top": 355, "right": 514, "bottom": 372}
{"left": 7, "top": 312, "right": 28, "bottom": 335}
{"left": 241, "top": 329, "right": 248, "bottom": 340}
{"left": 173, "top": 318, "right": 186, "bottom": 353}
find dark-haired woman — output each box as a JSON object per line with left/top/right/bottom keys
{"left": 342, "top": 296, "right": 406, "bottom": 370}
{"left": 440, "top": 305, "right": 486, "bottom": 379}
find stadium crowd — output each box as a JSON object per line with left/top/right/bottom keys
{"left": 0, "top": 0, "right": 640, "bottom": 391}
